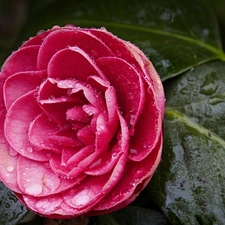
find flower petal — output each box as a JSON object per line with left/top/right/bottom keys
{"left": 1, "top": 45, "right": 39, "bottom": 77}
{"left": 17, "top": 156, "right": 80, "bottom": 197}
{"left": 0, "top": 109, "right": 21, "bottom": 193}
{"left": 129, "top": 86, "right": 162, "bottom": 161}
{"left": 4, "top": 91, "right": 50, "bottom": 161}
{"left": 94, "top": 134, "right": 162, "bottom": 211}
{"left": 96, "top": 57, "right": 145, "bottom": 134}
{"left": 37, "top": 28, "right": 113, "bottom": 70}
{"left": 3, "top": 70, "right": 46, "bottom": 109}
{"left": 48, "top": 47, "right": 105, "bottom": 81}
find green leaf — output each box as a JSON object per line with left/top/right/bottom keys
{"left": 98, "top": 206, "right": 171, "bottom": 225}
{"left": 16, "top": 0, "right": 225, "bottom": 80}
{"left": 0, "top": 182, "right": 28, "bottom": 225}
{"left": 148, "top": 61, "right": 225, "bottom": 225}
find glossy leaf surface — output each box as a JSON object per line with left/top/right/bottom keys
{"left": 149, "top": 61, "right": 225, "bottom": 224}
{"left": 0, "top": 182, "right": 28, "bottom": 225}
{"left": 98, "top": 206, "right": 171, "bottom": 225}
{"left": 17, "top": 0, "right": 225, "bottom": 80}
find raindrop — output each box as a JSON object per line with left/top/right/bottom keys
{"left": 112, "top": 153, "right": 117, "bottom": 159}
{"left": 8, "top": 148, "right": 18, "bottom": 156}
{"left": 130, "top": 148, "right": 138, "bottom": 154}
{"left": 0, "top": 139, "right": 5, "bottom": 144}
{"left": 91, "top": 50, "right": 98, "bottom": 58}
{"left": 36, "top": 30, "right": 45, "bottom": 35}
{"left": 25, "top": 183, "right": 43, "bottom": 195}
{"left": 6, "top": 166, "right": 14, "bottom": 172}
{"left": 100, "top": 27, "right": 107, "bottom": 31}
{"left": 71, "top": 189, "right": 92, "bottom": 206}
{"left": 48, "top": 95, "right": 55, "bottom": 100}
{"left": 27, "top": 147, "right": 33, "bottom": 153}
{"left": 97, "top": 125, "right": 105, "bottom": 132}
{"left": 115, "top": 50, "right": 122, "bottom": 57}
{"left": 200, "top": 72, "right": 219, "bottom": 95}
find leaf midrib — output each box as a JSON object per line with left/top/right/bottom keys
{"left": 166, "top": 107, "right": 225, "bottom": 147}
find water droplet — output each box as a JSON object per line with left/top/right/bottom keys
{"left": 48, "top": 95, "right": 55, "bottom": 100}
{"left": 112, "top": 153, "right": 117, "bottom": 159}
{"left": 91, "top": 50, "right": 98, "bottom": 58}
{"left": 36, "top": 30, "right": 45, "bottom": 35}
{"left": 27, "top": 147, "right": 33, "bottom": 153}
{"left": 115, "top": 50, "right": 122, "bottom": 57}
{"left": 130, "top": 148, "right": 138, "bottom": 154}
{"left": 6, "top": 166, "right": 14, "bottom": 172}
{"left": 131, "top": 178, "right": 140, "bottom": 187}
{"left": 200, "top": 72, "right": 219, "bottom": 95}
{"left": 8, "top": 148, "right": 18, "bottom": 156}
{"left": 97, "top": 125, "right": 105, "bottom": 132}
{"left": 100, "top": 27, "right": 107, "bottom": 31}
{"left": 25, "top": 183, "right": 43, "bottom": 195}
{"left": 0, "top": 139, "right": 5, "bottom": 144}
{"left": 71, "top": 189, "right": 92, "bottom": 206}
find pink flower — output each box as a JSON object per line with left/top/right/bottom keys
{"left": 0, "top": 25, "right": 165, "bottom": 218}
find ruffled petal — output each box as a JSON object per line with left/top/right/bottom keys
{"left": 0, "top": 109, "right": 21, "bottom": 193}
{"left": 94, "top": 134, "right": 162, "bottom": 211}
{"left": 17, "top": 156, "right": 81, "bottom": 197}
{"left": 3, "top": 70, "right": 46, "bottom": 109}
{"left": 37, "top": 29, "right": 113, "bottom": 70}
{"left": 1, "top": 45, "right": 39, "bottom": 77}
{"left": 48, "top": 47, "right": 105, "bottom": 81}
{"left": 96, "top": 57, "right": 145, "bottom": 134}
{"left": 4, "top": 91, "right": 50, "bottom": 161}
{"left": 129, "top": 86, "right": 162, "bottom": 161}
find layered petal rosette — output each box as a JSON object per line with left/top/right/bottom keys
{"left": 0, "top": 25, "right": 165, "bottom": 218}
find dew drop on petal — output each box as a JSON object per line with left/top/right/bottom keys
{"left": 27, "top": 147, "right": 33, "bottom": 153}
{"left": 25, "top": 183, "right": 43, "bottom": 195}
{"left": 6, "top": 166, "right": 14, "bottom": 172}
{"left": 71, "top": 189, "right": 93, "bottom": 207}
{"left": 130, "top": 148, "right": 138, "bottom": 154}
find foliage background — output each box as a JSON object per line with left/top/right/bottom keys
{"left": 0, "top": 0, "right": 225, "bottom": 224}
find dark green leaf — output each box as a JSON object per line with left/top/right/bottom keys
{"left": 149, "top": 61, "right": 225, "bottom": 225}
{"left": 16, "top": 0, "right": 225, "bottom": 80}
{"left": 98, "top": 206, "right": 171, "bottom": 225}
{"left": 0, "top": 182, "right": 28, "bottom": 225}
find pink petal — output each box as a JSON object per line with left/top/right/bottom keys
{"left": 4, "top": 91, "right": 50, "bottom": 161}
{"left": 1, "top": 45, "right": 39, "bottom": 77}
{"left": 17, "top": 156, "right": 79, "bottom": 197}
{"left": 47, "top": 47, "right": 105, "bottom": 81}
{"left": 85, "top": 143, "right": 123, "bottom": 176}
{"left": 3, "top": 70, "right": 46, "bottom": 109}
{"left": 28, "top": 113, "right": 61, "bottom": 151}
{"left": 90, "top": 29, "right": 138, "bottom": 65}
{"left": 126, "top": 42, "right": 165, "bottom": 117}
{"left": 94, "top": 134, "right": 162, "bottom": 211}
{"left": 0, "top": 109, "right": 21, "bottom": 192}
{"left": 22, "top": 29, "right": 54, "bottom": 47}
{"left": 129, "top": 86, "right": 162, "bottom": 161}
{"left": 96, "top": 57, "right": 145, "bottom": 134}
{"left": 0, "top": 76, "right": 6, "bottom": 111}
{"left": 37, "top": 29, "right": 113, "bottom": 70}
{"left": 66, "top": 106, "right": 91, "bottom": 123}
{"left": 77, "top": 125, "right": 95, "bottom": 145}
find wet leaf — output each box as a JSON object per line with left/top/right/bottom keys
{"left": 148, "top": 61, "right": 225, "bottom": 225}
{"left": 16, "top": 0, "right": 225, "bottom": 80}
{"left": 98, "top": 206, "right": 171, "bottom": 225}
{"left": 0, "top": 182, "right": 28, "bottom": 225}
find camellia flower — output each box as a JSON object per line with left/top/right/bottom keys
{"left": 0, "top": 25, "right": 165, "bottom": 218}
